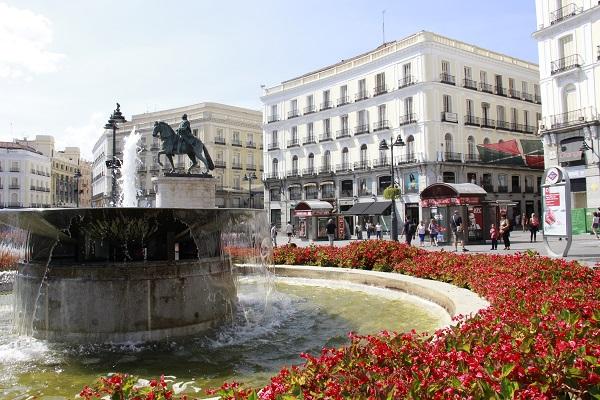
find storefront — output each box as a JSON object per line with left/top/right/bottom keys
{"left": 293, "top": 200, "right": 334, "bottom": 241}
{"left": 342, "top": 201, "right": 392, "bottom": 233}
{"left": 420, "top": 183, "right": 487, "bottom": 244}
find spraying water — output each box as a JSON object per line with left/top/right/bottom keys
{"left": 118, "top": 128, "right": 142, "bottom": 207}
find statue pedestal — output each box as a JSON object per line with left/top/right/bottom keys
{"left": 152, "top": 175, "right": 216, "bottom": 208}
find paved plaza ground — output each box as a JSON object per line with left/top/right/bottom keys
{"left": 274, "top": 230, "right": 600, "bottom": 266}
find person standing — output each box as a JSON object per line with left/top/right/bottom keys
{"left": 354, "top": 223, "right": 363, "bottom": 240}
{"left": 366, "top": 221, "right": 372, "bottom": 240}
{"left": 417, "top": 220, "right": 426, "bottom": 247}
{"left": 270, "top": 224, "right": 278, "bottom": 248}
{"left": 499, "top": 214, "right": 511, "bottom": 250}
{"left": 489, "top": 223, "right": 498, "bottom": 250}
{"left": 285, "top": 221, "right": 294, "bottom": 244}
{"left": 592, "top": 212, "right": 600, "bottom": 239}
{"left": 375, "top": 222, "right": 382, "bottom": 239}
{"left": 522, "top": 214, "right": 528, "bottom": 232}
{"left": 403, "top": 217, "right": 412, "bottom": 245}
{"left": 326, "top": 218, "right": 336, "bottom": 246}
{"left": 529, "top": 213, "right": 540, "bottom": 242}
{"left": 428, "top": 219, "right": 439, "bottom": 246}
{"left": 450, "top": 210, "right": 468, "bottom": 252}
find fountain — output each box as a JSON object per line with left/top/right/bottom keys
{"left": 0, "top": 114, "right": 268, "bottom": 344}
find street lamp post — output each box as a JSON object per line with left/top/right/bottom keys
{"left": 74, "top": 169, "right": 82, "bottom": 208}
{"left": 379, "top": 135, "right": 406, "bottom": 241}
{"left": 243, "top": 172, "right": 257, "bottom": 208}
{"left": 104, "top": 103, "right": 126, "bottom": 207}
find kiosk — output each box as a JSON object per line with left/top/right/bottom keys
{"left": 293, "top": 200, "right": 334, "bottom": 241}
{"left": 420, "top": 183, "right": 487, "bottom": 244}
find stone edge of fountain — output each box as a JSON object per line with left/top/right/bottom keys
{"left": 235, "top": 264, "right": 490, "bottom": 327}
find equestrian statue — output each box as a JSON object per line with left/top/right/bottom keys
{"left": 152, "top": 114, "right": 215, "bottom": 174}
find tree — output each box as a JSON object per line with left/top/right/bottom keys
{"left": 383, "top": 185, "right": 401, "bottom": 200}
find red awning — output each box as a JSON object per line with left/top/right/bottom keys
{"left": 481, "top": 139, "right": 520, "bottom": 155}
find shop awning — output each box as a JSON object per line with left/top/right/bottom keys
{"left": 365, "top": 201, "right": 392, "bottom": 215}
{"left": 342, "top": 201, "right": 392, "bottom": 215}
{"left": 342, "top": 202, "right": 372, "bottom": 215}
{"left": 420, "top": 183, "right": 487, "bottom": 207}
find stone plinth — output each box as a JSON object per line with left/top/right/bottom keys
{"left": 152, "top": 174, "right": 215, "bottom": 208}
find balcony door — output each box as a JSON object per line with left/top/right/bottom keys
{"left": 563, "top": 84, "right": 577, "bottom": 114}
{"left": 323, "top": 150, "right": 331, "bottom": 170}
{"left": 292, "top": 156, "right": 298, "bottom": 173}
{"left": 559, "top": 34, "right": 574, "bottom": 60}
{"left": 308, "top": 153, "right": 314, "bottom": 171}
{"left": 341, "top": 147, "right": 349, "bottom": 168}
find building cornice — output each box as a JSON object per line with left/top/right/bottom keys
{"left": 532, "top": 4, "right": 600, "bottom": 40}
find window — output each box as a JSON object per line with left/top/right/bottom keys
{"left": 443, "top": 95, "right": 452, "bottom": 112}
{"left": 305, "top": 185, "right": 318, "bottom": 200}
{"left": 270, "top": 104, "right": 277, "bottom": 118}
{"left": 323, "top": 118, "right": 331, "bottom": 135}
{"left": 498, "top": 174, "right": 508, "bottom": 192}
{"left": 404, "top": 97, "right": 413, "bottom": 116}
{"left": 378, "top": 104, "right": 386, "bottom": 122}
{"left": 341, "top": 180, "right": 353, "bottom": 197}
{"left": 360, "top": 144, "right": 367, "bottom": 164}
{"left": 443, "top": 172, "right": 455, "bottom": 183}
{"left": 378, "top": 148, "right": 388, "bottom": 163}
{"left": 248, "top": 152, "right": 254, "bottom": 166}
{"left": 323, "top": 150, "right": 331, "bottom": 169}
{"left": 444, "top": 133, "right": 453, "bottom": 154}
{"left": 482, "top": 102, "right": 490, "bottom": 122}
{"left": 340, "top": 115, "right": 349, "bottom": 132}
{"left": 340, "top": 85, "right": 347, "bottom": 99}
{"left": 291, "top": 126, "right": 298, "bottom": 141}
{"left": 378, "top": 176, "right": 392, "bottom": 195}
{"left": 292, "top": 155, "right": 298, "bottom": 173}
{"left": 375, "top": 72, "right": 386, "bottom": 93}
{"left": 290, "top": 99, "right": 298, "bottom": 113}
{"left": 508, "top": 78, "right": 515, "bottom": 92}
{"left": 341, "top": 147, "right": 349, "bottom": 168}
{"left": 322, "top": 90, "right": 330, "bottom": 106}
{"left": 480, "top": 70, "right": 487, "bottom": 84}
{"left": 233, "top": 131, "right": 240, "bottom": 144}
{"left": 533, "top": 84, "right": 540, "bottom": 97}
{"left": 271, "top": 159, "right": 279, "bottom": 177}
{"left": 524, "top": 110, "right": 529, "bottom": 127}
{"left": 307, "top": 94, "right": 314, "bottom": 108}
{"left": 406, "top": 135, "right": 415, "bottom": 160}
{"left": 467, "top": 172, "right": 477, "bottom": 184}
{"left": 271, "top": 130, "right": 278, "bottom": 144}
{"left": 307, "top": 122, "right": 314, "bottom": 138}
{"left": 233, "top": 175, "right": 241, "bottom": 190}
{"left": 522, "top": 81, "right": 528, "bottom": 94}
{"left": 467, "top": 136, "right": 475, "bottom": 156}
{"left": 559, "top": 34, "right": 574, "bottom": 58}
{"left": 216, "top": 128, "right": 224, "bottom": 140}
{"left": 464, "top": 66, "right": 472, "bottom": 79}
{"left": 289, "top": 186, "right": 302, "bottom": 200}
{"left": 564, "top": 84, "right": 577, "bottom": 113}
{"left": 495, "top": 74, "right": 503, "bottom": 89}
{"left": 441, "top": 60, "right": 450, "bottom": 74}
{"left": 511, "top": 108, "right": 518, "bottom": 124}
{"left": 403, "top": 63, "right": 411, "bottom": 79}
{"left": 466, "top": 99, "right": 474, "bottom": 116}
{"left": 511, "top": 175, "right": 520, "bottom": 192}
{"left": 270, "top": 188, "right": 281, "bottom": 201}
{"left": 358, "top": 109, "right": 369, "bottom": 127}
{"left": 497, "top": 105, "right": 505, "bottom": 123}
{"left": 308, "top": 153, "right": 314, "bottom": 170}
{"left": 358, "top": 79, "right": 366, "bottom": 95}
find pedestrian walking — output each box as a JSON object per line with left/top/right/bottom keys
{"left": 403, "top": 217, "right": 412, "bottom": 245}
{"left": 450, "top": 210, "right": 468, "bottom": 252}
{"left": 529, "top": 213, "right": 540, "bottom": 242}
{"left": 499, "top": 214, "right": 511, "bottom": 250}
{"left": 326, "top": 218, "right": 336, "bottom": 246}
{"left": 417, "top": 220, "right": 426, "bottom": 247}
{"left": 366, "top": 222, "right": 372, "bottom": 240}
{"left": 375, "top": 222, "right": 382, "bottom": 239}
{"left": 428, "top": 219, "right": 439, "bottom": 246}
{"left": 489, "top": 223, "right": 498, "bottom": 250}
{"left": 354, "top": 224, "right": 363, "bottom": 240}
{"left": 592, "top": 212, "right": 600, "bottom": 239}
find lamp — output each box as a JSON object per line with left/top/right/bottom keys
{"left": 74, "top": 169, "right": 82, "bottom": 208}
{"left": 243, "top": 172, "right": 257, "bottom": 208}
{"left": 379, "top": 134, "right": 406, "bottom": 241}
{"left": 104, "top": 103, "right": 126, "bottom": 207}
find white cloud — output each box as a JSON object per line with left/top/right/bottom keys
{"left": 61, "top": 112, "right": 105, "bottom": 161}
{"left": 0, "top": 2, "right": 65, "bottom": 80}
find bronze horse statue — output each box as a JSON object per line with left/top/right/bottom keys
{"left": 152, "top": 121, "right": 214, "bottom": 174}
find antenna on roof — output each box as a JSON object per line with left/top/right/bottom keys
{"left": 382, "top": 10, "right": 386, "bottom": 44}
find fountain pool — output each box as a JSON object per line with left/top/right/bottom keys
{"left": 0, "top": 275, "right": 447, "bottom": 397}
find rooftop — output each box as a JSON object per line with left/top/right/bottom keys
{"left": 264, "top": 31, "right": 539, "bottom": 97}
{"left": 0, "top": 142, "right": 43, "bottom": 155}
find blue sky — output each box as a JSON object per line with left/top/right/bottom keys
{"left": 0, "top": 0, "right": 538, "bottom": 159}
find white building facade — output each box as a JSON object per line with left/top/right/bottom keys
{"left": 92, "top": 102, "right": 263, "bottom": 208}
{"left": 261, "top": 31, "right": 543, "bottom": 231}
{"left": 533, "top": 0, "right": 600, "bottom": 208}
{"left": 0, "top": 143, "right": 51, "bottom": 208}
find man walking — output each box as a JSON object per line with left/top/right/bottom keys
{"left": 450, "top": 210, "right": 468, "bottom": 252}
{"left": 285, "top": 221, "right": 294, "bottom": 244}
{"left": 270, "top": 224, "right": 278, "bottom": 248}
{"left": 326, "top": 218, "right": 336, "bottom": 246}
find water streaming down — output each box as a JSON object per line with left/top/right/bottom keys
{"left": 118, "top": 127, "right": 142, "bottom": 207}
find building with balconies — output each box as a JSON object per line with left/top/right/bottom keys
{"left": 261, "top": 31, "right": 543, "bottom": 230}
{"left": 0, "top": 142, "right": 51, "bottom": 208}
{"left": 533, "top": 0, "right": 600, "bottom": 208}
{"left": 91, "top": 102, "right": 263, "bottom": 208}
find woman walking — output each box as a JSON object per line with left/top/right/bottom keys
{"left": 529, "top": 212, "right": 540, "bottom": 242}
{"left": 499, "top": 214, "right": 511, "bottom": 250}
{"left": 592, "top": 211, "right": 600, "bottom": 239}
{"left": 428, "top": 219, "right": 438, "bottom": 246}
{"left": 417, "top": 220, "right": 426, "bottom": 247}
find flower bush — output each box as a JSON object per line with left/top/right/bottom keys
{"left": 79, "top": 373, "right": 194, "bottom": 400}
{"left": 80, "top": 243, "right": 600, "bottom": 399}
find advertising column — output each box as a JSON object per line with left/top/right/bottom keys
{"left": 542, "top": 166, "right": 572, "bottom": 257}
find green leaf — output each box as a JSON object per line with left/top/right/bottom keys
{"left": 450, "top": 376, "right": 462, "bottom": 388}
{"left": 501, "top": 363, "right": 515, "bottom": 378}
{"left": 247, "top": 391, "right": 259, "bottom": 400}
{"left": 500, "top": 379, "right": 518, "bottom": 399}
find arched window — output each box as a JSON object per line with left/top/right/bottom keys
{"left": 271, "top": 158, "right": 278, "bottom": 174}
{"left": 341, "top": 147, "right": 349, "bottom": 168}
{"left": 483, "top": 137, "right": 490, "bottom": 145}
{"left": 323, "top": 150, "right": 331, "bottom": 170}
{"left": 467, "top": 136, "right": 475, "bottom": 157}
{"left": 444, "top": 133, "right": 453, "bottom": 154}
{"left": 308, "top": 153, "right": 314, "bottom": 172}
{"left": 360, "top": 144, "right": 367, "bottom": 164}
{"left": 292, "top": 155, "right": 298, "bottom": 173}
{"left": 406, "top": 135, "right": 415, "bottom": 161}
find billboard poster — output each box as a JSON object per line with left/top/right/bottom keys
{"left": 467, "top": 205, "right": 483, "bottom": 241}
{"left": 543, "top": 186, "right": 567, "bottom": 236}
{"left": 404, "top": 171, "right": 419, "bottom": 194}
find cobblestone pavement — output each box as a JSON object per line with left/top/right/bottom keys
{"left": 274, "top": 230, "right": 600, "bottom": 266}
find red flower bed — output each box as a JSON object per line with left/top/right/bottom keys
{"left": 80, "top": 243, "right": 600, "bottom": 399}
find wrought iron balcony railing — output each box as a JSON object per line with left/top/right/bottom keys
{"left": 354, "top": 124, "right": 369, "bottom": 135}
{"left": 399, "top": 75, "right": 416, "bottom": 88}
{"left": 320, "top": 101, "right": 333, "bottom": 111}
{"left": 287, "top": 138, "right": 300, "bottom": 148}
{"left": 355, "top": 91, "right": 369, "bottom": 101}
{"left": 550, "top": 3, "right": 582, "bottom": 25}
{"left": 463, "top": 78, "right": 478, "bottom": 90}
{"left": 303, "top": 105, "right": 316, "bottom": 114}
{"left": 287, "top": 109, "right": 300, "bottom": 119}
{"left": 479, "top": 82, "right": 493, "bottom": 93}
{"left": 353, "top": 160, "right": 370, "bottom": 170}
{"left": 373, "top": 85, "right": 388, "bottom": 96}
{"left": 440, "top": 73, "right": 455, "bottom": 85}
{"left": 551, "top": 54, "right": 582, "bottom": 75}
{"left": 398, "top": 113, "right": 417, "bottom": 126}
{"left": 267, "top": 114, "right": 279, "bottom": 123}
{"left": 337, "top": 96, "right": 350, "bottom": 107}
{"left": 302, "top": 135, "right": 316, "bottom": 145}
{"left": 373, "top": 120, "right": 390, "bottom": 131}
{"left": 319, "top": 133, "right": 333, "bottom": 142}
{"left": 336, "top": 128, "right": 351, "bottom": 139}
